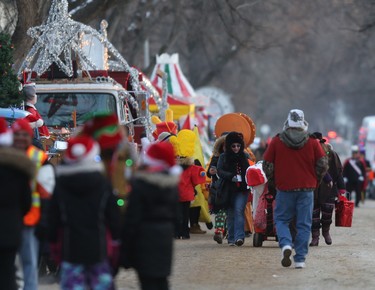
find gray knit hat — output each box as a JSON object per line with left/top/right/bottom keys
{"left": 23, "top": 83, "right": 36, "bottom": 100}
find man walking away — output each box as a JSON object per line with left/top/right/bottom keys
{"left": 263, "top": 109, "right": 328, "bottom": 269}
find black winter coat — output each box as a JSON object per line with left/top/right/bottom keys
{"left": 314, "top": 150, "right": 345, "bottom": 204}
{"left": 217, "top": 152, "right": 250, "bottom": 193}
{"left": 49, "top": 169, "right": 120, "bottom": 265}
{"left": 120, "top": 170, "right": 179, "bottom": 277}
{"left": 0, "top": 147, "right": 34, "bottom": 249}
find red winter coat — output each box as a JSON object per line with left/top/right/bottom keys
{"left": 178, "top": 165, "right": 206, "bottom": 202}
{"left": 25, "top": 104, "right": 50, "bottom": 138}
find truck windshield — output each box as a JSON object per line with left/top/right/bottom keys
{"left": 36, "top": 93, "right": 117, "bottom": 127}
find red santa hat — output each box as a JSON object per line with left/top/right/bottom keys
{"left": 64, "top": 135, "right": 100, "bottom": 164}
{"left": 245, "top": 161, "right": 267, "bottom": 187}
{"left": 11, "top": 119, "right": 33, "bottom": 138}
{"left": 82, "top": 114, "right": 123, "bottom": 150}
{"left": 143, "top": 142, "right": 181, "bottom": 175}
{"left": 0, "top": 117, "right": 13, "bottom": 146}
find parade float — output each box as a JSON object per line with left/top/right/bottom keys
{"left": 17, "top": 0, "right": 156, "bottom": 155}
{"left": 150, "top": 53, "right": 215, "bottom": 159}
{"left": 16, "top": 0, "right": 245, "bottom": 167}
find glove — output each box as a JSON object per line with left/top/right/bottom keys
{"left": 343, "top": 177, "right": 348, "bottom": 183}
{"left": 231, "top": 176, "right": 238, "bottom": 182}
{"left": 358, "top": 176, "right": 364, "bottom": 182}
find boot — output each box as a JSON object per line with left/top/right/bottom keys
{"left": 213, "top": 230, "right": 223, "bottom": 244}
{"left": 206, "top": 222, "right": 213, "bottom": 230}
{"left": 322, "top": 227, "right": 332, "bottom": 245}
{"left": 189, "top": 224, "right": 206, "bottom": 234}
{"left": 309, "top": 229, "right": 319, "bottom": 246}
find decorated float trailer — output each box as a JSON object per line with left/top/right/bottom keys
{"left": 17, "top": 0, "right": 154, "bottom": 158}
{"left": 32, "top": 70, "right": 148, "bottom": 139}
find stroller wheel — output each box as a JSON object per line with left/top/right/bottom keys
{"left": 253, "top": 232, "right": 264, "bottom": 247}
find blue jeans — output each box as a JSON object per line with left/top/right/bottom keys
{"left": 226, "top": 191, "right": 248, "bottom": 243}
{"left": 20, "top": 227, "right": 39, "bottom": 290}
{"left": 274, "top": 190, "right": 313, "bottom": 263}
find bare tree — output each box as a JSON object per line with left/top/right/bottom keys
{"left": 11, "top": 0, "right": 51, "bottom": 68}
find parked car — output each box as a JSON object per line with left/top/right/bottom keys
{"left": 0, "top": 107, "right": 30, "bottom": 125}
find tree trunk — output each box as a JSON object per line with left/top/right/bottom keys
{"left": 11, "top": 0, "right": 51, "bottom": 71}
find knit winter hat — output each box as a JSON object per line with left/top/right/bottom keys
{"left": 11, "top": 119, "right": 33, "bottom": 138}
{"left": 225, "top": 131, "right": 245, "bottom": 151}
{"left": 82, "top": 114, "right": 123, "bottom": 150}
{"left": 158, "top": 131, "right": 175, "bottom": 142}
{"left": 64, "top": 135, "right": 100, "bottom": 164}
{"left": 283, "top": 109, "right": 308, "bottom": 131}
{"left": 351, "top": 145, "right": 359, "bottom": 153}
{"left": 311, "top": 131, "right": 326, "bottom": 143}
{"left": 143, "top": 142, "right": 181, "bottom": 175}
{"left": 23, "top": 83, "right": 37, "bottom": 101}
{"left": 0, "top": 117, "right": 13, "bottom": 146}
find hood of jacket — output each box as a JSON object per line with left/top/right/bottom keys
{"left": 0, "top": 147, "right": 35, "bottom": 178}
{"left": 279, "top": 128, "right": 310, "bottom": 149}
{"left": 212, "top": 136, "right": 226, "bottom": 157}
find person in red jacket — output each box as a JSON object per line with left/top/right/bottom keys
{"left": 23, "top": 82, "right": 50, "bottom": 139}
{"left": 263, "top": 109, "right": 328, "bottom": 269}
{"left": 170, "top": 130, "right": 206, "bottom": 239}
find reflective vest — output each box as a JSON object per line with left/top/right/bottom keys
{"left": 23, "top": 146, "right": 48, "bottom": 226}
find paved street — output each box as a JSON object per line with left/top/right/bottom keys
{"left": 40, "top": 200, "right": 375, "bottom": 290}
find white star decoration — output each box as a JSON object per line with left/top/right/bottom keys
{"left": 18, "top": 0, "right": 140, "bottom": 90}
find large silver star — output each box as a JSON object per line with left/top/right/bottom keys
{"left": 18, "top": 0, "right": 140, "bottom": 91}
{"left": 19, "top": 0, "right": 86, "bottom": 77}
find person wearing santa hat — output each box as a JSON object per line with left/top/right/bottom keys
{"left": 23, "top": 82, "right": 50, "bottom": 140}
{"left": 81, "top": 113, "right": 137, "bottom": 212}
{"left": 120, "top": 142, "right": 181, "bottom": 290}
{"left": 48, "top": 136, "right": 121, "bottom": 290}
{"left": 0, "top": 117, "right": 35, "bottom": 290}
{"left": 11, "top": 119, "right": 55, "bottom": 290}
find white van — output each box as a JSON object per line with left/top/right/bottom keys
{"left": 359, "top": 116, "right": 375, "bottom": 169}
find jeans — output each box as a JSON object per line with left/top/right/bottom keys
{"left": 274, "top": 190, "right": 313, "bottom": 263}
{"left": 226, "top": 191, "right": 248, "bottom": 243}
{"left": 20, "top": 227, "right": 39, "bottom": 290}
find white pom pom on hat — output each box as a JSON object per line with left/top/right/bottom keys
{"left": 0, "top": 117, "right": 13, "bottom": 146}
{"left": 64, "top": 135, "right": 100, "bottom": 163}
{"left": 71, "top": 143, "right": 87, "bottom": 157}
